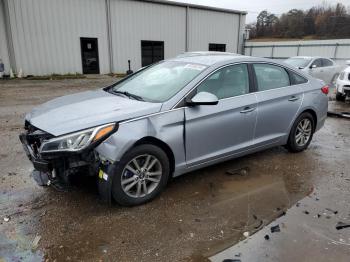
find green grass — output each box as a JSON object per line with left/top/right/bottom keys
{"left": 26, "top": 73, "right": 86, "bottom": 80}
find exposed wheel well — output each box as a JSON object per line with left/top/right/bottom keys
{"left": 301, "top": 109, "right": 317, "bottom": 131}
{"left": 134, "top": 137, "right": 175, "bottom": 175}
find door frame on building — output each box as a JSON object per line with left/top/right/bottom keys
{"left": 80, "top": 37, "right": 100, "bottom": 74}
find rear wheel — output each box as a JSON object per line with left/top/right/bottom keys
{"left": 112, "top": 144, "right": 170, "bottom": 206}
{"left": 336, "top": 92, "right": 346, "bottom": 102}
{"left": 286, "top": 112, "right": 314, "bottom": 153}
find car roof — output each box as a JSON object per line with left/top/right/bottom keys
{"left": 169, "top": 53, "right": 272, "bottom": 66}
{"left": 289, "top": 56, "right": 333, "bottom": 60}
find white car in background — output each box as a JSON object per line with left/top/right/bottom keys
{"left": 284, "top": 56, "right": 342, "bottom": 85}
{"left": 336, "top": 66, "right": 350, "bottom": 101}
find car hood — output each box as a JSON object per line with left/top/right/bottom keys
{"left": 26, "top": 89, "right": 162, "bottom": 136}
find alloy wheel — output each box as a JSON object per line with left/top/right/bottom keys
{"left": 121, "top": 154, "right": 162, "bottom": 198}
{"left": 295, "top": 118, "right": 312, "bottom": 146}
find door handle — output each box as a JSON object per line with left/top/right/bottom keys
{"left": 288, "top": 96, "right": 300, "bottom": 102}
{"left": 240, "top": 107, "right": 256, "bottom": 113}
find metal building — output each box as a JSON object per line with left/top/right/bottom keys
{"left": 0, "top": 0, "right": 246, "bottom": 76}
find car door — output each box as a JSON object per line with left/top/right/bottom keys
{"left": 184, "top": 63, "right": 257, "bottom": 167}
{"left": 252, "top": 63, "right": 304, "bottom": 146}
{"left": 309, "top": 58, "right": 326, "bottom": 82}
{"left": 321, "top": 58, "right": 335, "bottom": 84}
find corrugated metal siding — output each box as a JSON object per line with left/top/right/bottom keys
{"left": 3, "top": 0, "right": 245, "bottom": 75}
{"left": 110, "top": 0, "right": 187, "bottom": 73}
{"left": 0, "top": 0, "right": 10, "bottom": 74}
{"left": 188, "top": 8, "right": 240, "bottom": 53}
{"left": 6, "top": 0, "right": 109, "bottom": 75}
{"left": 245, "top": 39, "right": 350, "bottom": 65}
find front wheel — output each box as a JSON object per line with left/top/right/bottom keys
{"left": 286, "top": 112, "right": 314, "bottom": 153}
{"left": 112, "top": 144, "right": 170, "bottom": 206}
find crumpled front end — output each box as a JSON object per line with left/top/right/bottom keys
{"left": 19, "top": 121, "right": 103, "bottom": 191}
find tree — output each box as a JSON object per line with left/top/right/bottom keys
{"left": 251, "top": 2, "right": 350, "bottom": 39}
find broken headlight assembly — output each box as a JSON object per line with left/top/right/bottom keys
{"left": 40, "top": 123, "right": 117, "bottom": 153}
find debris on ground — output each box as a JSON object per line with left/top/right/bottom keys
{"left": 303, "top": 210, "right": 310, "bottom": 215}
{"left": 264, "top": 234, "right": 270, "bottom": 240}
{"left": 277, "top": 211, "right": 286, "bottom": 218}
{"left": 226, "top": 167, "right": 249, "bottom": 176}
{"left": 336, "top": 222, "right": 350, "bottom": 230}
{"left": 32, "top": 234, "right": 41, "bottom": 250}
{"left": 3, "top": 216, "right": 10, "bottom": 222}
{"left": 270, "top": 225, "right": 280, "bottom": 233}
{"left": 327, "top": 111, "right": 350, "bottom": 119}
{"left": 222, "top": 259, "right": 241, "bottom": 262}
{"left": 243, "top": 231, "right": 250, "bottom": 238}
{"left": 254, "top": 219, "right": 263, "bottom": 229}
{"left": 325, "top": 208, "right": 338, "bottom": 215}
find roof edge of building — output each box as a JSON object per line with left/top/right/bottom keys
{"left": 137, "top": 0, "right": 247, "bottom": 15}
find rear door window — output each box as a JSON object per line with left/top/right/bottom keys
{"left": 253, "top": 64, "right": 290, "bottom": 91}
{"left": 311, "top": 59, "right": 323, "bottom": 68}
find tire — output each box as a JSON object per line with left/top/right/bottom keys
{"left": 336, "top": 92, "right": 346, "bottom": 102}
{"left": 111, "top": 144, "right": 170, "bottom": 206}
{"left": 286, "top": 112, "right": 315, "bottom": 153}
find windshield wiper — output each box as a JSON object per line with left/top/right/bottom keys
{"left": 110, "top": 90, "right": 144, "bottom": 101}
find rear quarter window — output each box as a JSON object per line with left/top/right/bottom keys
{"left": 289, "top": 71, "right": 308, "bottom": 85}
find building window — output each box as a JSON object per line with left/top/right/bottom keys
{"left": 141, "top": 41, "right": 164, "bottom": 67}
{"left": 209, "top": 43, "right": 226, "bottom": 52}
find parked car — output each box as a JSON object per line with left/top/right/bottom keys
{"left": 20, "top": 53, "right": 328, "bottom": 206}
{"left": 284, "top": 56, "right": 342, "bottom": 85}
{"left": 335, "top": 65, "right": 350, "bottom": 101}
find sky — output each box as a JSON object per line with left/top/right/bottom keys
{"left": 168, "top": 0, "right": 350, "bottom": 23}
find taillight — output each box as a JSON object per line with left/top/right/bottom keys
{"left": 321, "top": 85, "right": 329, "bottom": 95}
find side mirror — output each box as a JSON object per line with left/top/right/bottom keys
{"left": 310, "top": 64, "right": 317, "bottom": 69}
{"left": 186, "top": 92, "right": 219, "bottom": 106}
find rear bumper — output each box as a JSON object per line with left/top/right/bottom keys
{"left": 337, "top": 85, "right": 350, "bottom": 96}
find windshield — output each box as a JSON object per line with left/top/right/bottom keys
{"left": 111, "top": 61, "right": 207, "bottom": 102}
{"left": 284, "top": 58, "right": 312, "bottom": 68}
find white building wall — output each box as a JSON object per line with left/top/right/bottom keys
{"left": 0, "top": 0, "right": 10, "bottom": 74}
{"left": 188, "top": 8, "right": 241, "bottom": 53}
{"left": 110, "top": 0, "right": 187, "bottom": 73}
{"left": 2, "top": 0, "right": 246, "bottom": 75}
{"left": 6, "top": 0, "right": 109, "bottom": 76}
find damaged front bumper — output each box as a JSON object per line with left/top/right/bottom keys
{"left": 19, "top": 121, "right": 118, "bottom": 203}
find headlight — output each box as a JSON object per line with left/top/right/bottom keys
{"left": 40, "top": 123, "right": 117, "bottom": 153}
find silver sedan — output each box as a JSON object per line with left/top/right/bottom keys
{"left": 284, "top": 56, "right": 342, "bottom": 85}
{"left": 20, "top": 53, "right": 328, "bottom": 206}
